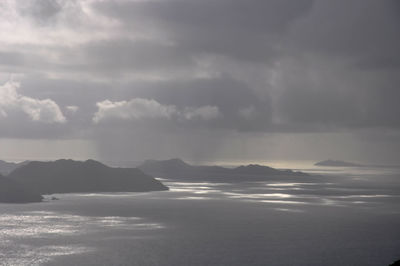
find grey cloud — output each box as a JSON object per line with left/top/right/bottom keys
{"left": 17, "top": 0, "right": 63, "bottom": 25}
{"left": 272, "top": 57, "right": 400, "bottom": 131}
{"left": 0, "top": 39, "right": 197, "bottom": 80}
{"left": 288, "top": 0, "right": 400, "bottom": 69}
{"left": 78, "top": 38, "right": 195, "bottom": 74}
{"left": 0, "top": 51, "right": 25, "bottom": 66}
{"left": 94, "top": 0, "right": 314, "bottom": 63}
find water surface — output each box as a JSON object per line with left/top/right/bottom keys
{"left": 1, "top": 165, "right": 399, "bottom": 265}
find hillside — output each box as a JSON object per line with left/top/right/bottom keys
{"left": 9, "top": 159, "right": 168, "bottom": 194}
{"left": 0, "top": 174, "right": 43, "bottom": 203}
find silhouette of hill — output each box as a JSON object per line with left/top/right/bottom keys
{"left": 0, "top": 160, "right": 29, "bottom": 175}
{"left": 315, "top": 159, "right": 364, "bottom": 167}
{"left": 0, "top": 174, "right": 43, "bottom": 203}
{"left": 139, "top": 159, "right": 309, "bottom": 181}
{"left": 9, "top": 159, "right": 168, "bottom": 195}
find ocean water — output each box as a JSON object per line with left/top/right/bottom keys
{"left": 0, "top": 165, "right": 399, "bottom": 266}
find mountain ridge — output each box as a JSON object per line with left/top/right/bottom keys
{"left": 139, "top": 158, "right": 309, "bottom": 181}
{"left": 9, "top": 159, "right": 168, "bottom": 195}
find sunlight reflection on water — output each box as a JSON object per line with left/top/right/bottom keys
{"left": 160, "top": 172, "right": 399, "bottom": 209}
{"left": 0, "top": 211, "right": 164, "bottom": 265}
{"left": 0, "top": 245, "right": 93, "bottom": 266}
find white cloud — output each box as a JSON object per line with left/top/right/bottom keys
{"left": 66, "top": 105, "right": 79, "bottom": 114}
{"left": 93, "top": 98, "right": 178, "bottom": 123}
{"left": 0, "top": 81, "right": 66, "bottom": 123}
{"left": 93, "top": 98, "right": 221, "bottom": 123}
{"left": 183, "top": 105, "right": 221, "bottom": 120}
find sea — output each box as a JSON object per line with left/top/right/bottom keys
{"left": 1, "top": 162, "right": 399, "bottom": 266}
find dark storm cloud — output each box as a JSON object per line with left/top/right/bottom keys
{"left": 78, "top": 38, "right": 195, "bottom": 74}
{"left": 267, "top": 0, "right": 400, "bottom": 131}
{"left": 6, "top": 0, "right": 314, "bottom": 76}
{"left": 87, "top": 0, "right": 400, "bottom": 132}
{"left": 94, "top": 0, "right": 314, "bottom": 63}
{"left": 271, "top": 58, "right": 400, "bottom": 131}
{"left": 288, "top": 0, "right": 400, "bottom": 69}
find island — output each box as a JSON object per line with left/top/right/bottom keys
{"left": 139, "top": 158, "right": 311, "bottom": 182}
{"left": 8, "top": 159, "right": 168, "bottom": 195}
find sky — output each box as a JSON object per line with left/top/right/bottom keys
{"left": 0, "top": 0, "right": 399, "bottom": 165}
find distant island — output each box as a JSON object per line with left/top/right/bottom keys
{"left": 8, "top": 159, "right": 168, "bottom": 195}
{"left": 315, "top": 159, "right": 364, "bottom": 167}
{"left": 139, "top": 158, "right": 311, "bottom": 182}
{"left": 0, "top": 174, "right": 43, "bottom": 203}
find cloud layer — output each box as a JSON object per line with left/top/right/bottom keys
{"left": 0, "top": 0, "right": 399, "bottom": 163}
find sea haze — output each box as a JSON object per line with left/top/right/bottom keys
{"left": 0, "top": 164, "right": 399, "bottom": 266}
